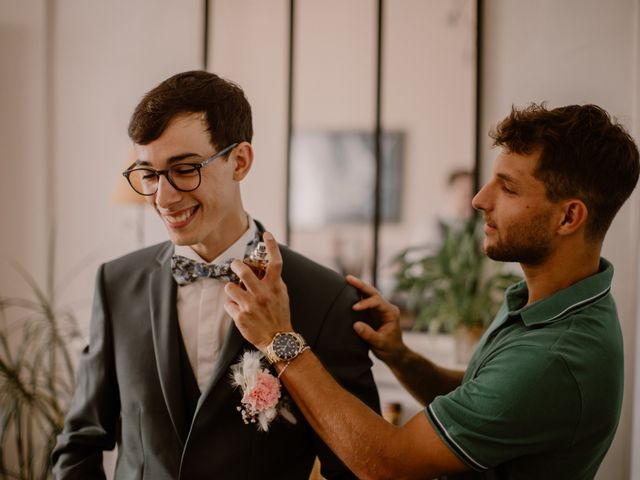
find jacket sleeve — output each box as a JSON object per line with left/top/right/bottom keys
{"left": 311, "top": 282, "right": 381, "bottom": 479}
{"left": 51, "top": 264, "right": 120, "bottom": 479}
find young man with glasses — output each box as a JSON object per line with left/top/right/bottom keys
{"left": 52, "top": 70, "right": 379, "bottom": 479}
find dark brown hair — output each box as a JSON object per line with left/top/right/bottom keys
{"left": 128, "top": 70, "right": 253, "bottom": 149}
{"left": 490, "top": 103, "right": 639, "bottom": 241}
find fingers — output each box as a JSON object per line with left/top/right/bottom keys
{"left": 224, "top": 232, "right": 292, "bottom": 351}
{"left": 353, "top": 321, "right": 389, "bottom": 353}
{"left": 224, "top": 297, "right": 272, "bottom": 351}
{"left": 224, "top": 279, "right": 250, "bottom": 304}
{"left": 352, "top": 295, "right": 384, "bottom": 311}
{"left": 223, "top": 298, "right": 241, "bottom": 319}
{"left": 353, "top": 321, "right": 377, "bottom": 342}
{"left": 262, "top": 232, "right": 283, "bottom": 280}
{"left": 346, "top": 274, "right": 380, "bottom": 297}
{"left": 230, "top": 259, "right": 261, "bottom": 292}
{"left": 346, "top": 274, "right": 386, "bottom": 312}
{"left": 230, "top": 231, "right": 283, "bottom": 289}
{"left": 352, "top": 292, "right": 397, "bottom": 316}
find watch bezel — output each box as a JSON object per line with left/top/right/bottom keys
{"left": 266, "top": 332, "right": 306, "bottom": 364}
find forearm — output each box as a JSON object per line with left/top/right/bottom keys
{"left": 225, "top": 237, "right": 466, "bottom": 478}
{"left": 278, "top": 350, "right": 410, "bottom": 480}
{"left": 385, "top": 347, "right": 464, "bottom": 406}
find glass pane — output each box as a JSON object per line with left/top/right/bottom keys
{"left": 289, "top": 0, "right": 377, "bottom": 280}
{"left": 378, "top": 0, "right": 477, "bottom": 317}
{"left": 210, "top": 0, "right": 289, "bottom": 239}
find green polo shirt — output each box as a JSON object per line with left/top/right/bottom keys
{"left": 426, "top": 258, "right": 623, "bottom": 480}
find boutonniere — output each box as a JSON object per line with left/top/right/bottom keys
{"left": 230, "top": 350, "right": 297, "bottom": 431}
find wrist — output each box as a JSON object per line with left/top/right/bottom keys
{"left": 256, "top": 325, "right": 294, "bottom": 353}
{"left": 383, "top": 342, "right": 411, "bottom": 369}
{"left": 275, "top": 346, "right": 310, "bottom": 378}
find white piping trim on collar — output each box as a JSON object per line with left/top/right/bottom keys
{"left": 534, "top": 286, "right": 611, "bottom": 325}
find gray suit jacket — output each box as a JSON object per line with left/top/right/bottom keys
{"left": 52, "top": 238, "right": 380, "bottom": 479}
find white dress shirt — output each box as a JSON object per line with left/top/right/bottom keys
{"left": 174, "top": 217, "right": 258, "bottom": 392}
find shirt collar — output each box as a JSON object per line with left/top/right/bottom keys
{"left": 174, "top": 214, "right": 258, "bottom": 264}
{"left": 505, "top": 257, "right": 614, "bottom": 327}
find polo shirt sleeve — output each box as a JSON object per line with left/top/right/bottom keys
{"left": 426, "top": 345, "right": 581, "bottom": 471}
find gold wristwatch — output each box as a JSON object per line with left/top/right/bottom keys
{"left": 265, "top": 332, "right": 307, "bottom": 364}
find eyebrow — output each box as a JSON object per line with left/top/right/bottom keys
{"left": 135, "top": 152, "right": 202, "bottom": 167}
{"left": 497, "top": 172, "right": 517, "bottom": 184}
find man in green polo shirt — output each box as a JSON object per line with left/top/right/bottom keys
{"left": 224, "top": 103, "right": 639, "bottom": 479}
{"left": 427, "top": 258, "right": 620, "bottom": 478}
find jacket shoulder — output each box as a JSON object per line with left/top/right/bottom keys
{"left": 280, "top": 245, "right": 349, "bottom": 291}
{"left": 280, "top": 245, "right": 365, "bottom": 317}
{"left": 102, "top": 241, "right": 172, "bottom": 278}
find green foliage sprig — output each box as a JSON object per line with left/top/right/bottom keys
{"left": 0, "top": 257, "right": 83, "bottom": 480}
{"left": 393, "top": 217, "right": 522, "bottom": 333}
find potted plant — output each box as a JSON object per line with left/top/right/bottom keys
{"left": 392, "top": 216, "right": 521, "bottom": 364}
{"left": 0, "top": 254, "right": 83, "bottom": 479}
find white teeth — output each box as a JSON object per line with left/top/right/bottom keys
{"left": 164, "top": 208, "right": 194, "bottom": 224}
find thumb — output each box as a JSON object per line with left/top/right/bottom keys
{"left": 353, "top": 321, "right": 377, "bottom": 344}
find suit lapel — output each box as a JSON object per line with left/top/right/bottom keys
{"left": 149, "top": 244, "right": 188, "bottom": 445}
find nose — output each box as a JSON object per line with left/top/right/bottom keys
{"left": 471, "top": 182, "right": 489, "bottom": 212}
{"left": 154, "top": 174, "right": 182, "bottom": 209}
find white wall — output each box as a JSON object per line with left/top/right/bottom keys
{"left": 52, "top": 0, "right": 203, "bottom": 323}
{"left": 1, "top": 0, "right": 203, "bottom": 473}
{"left": 0, "top": 0, "right": 50, "bottom": 465}
{"left": 226, "top": 0, "right": 475, "bottom": 289}
{"left": 3, "top": 0, "right": 640, "bottom": 478}
{"left": 1, "top": 0, "right": 474, "bottom": 330}
{"left": 209, "top": 0, "right": 289, "bottom": 240}
{"left": 0, "top": 0, "right": 205, "bottom": 327}
{"left": 0, "top": 1, "right": 49, "bottom": 297}
{"left": 481, "top": 1, "right": 640, "bottom": 478}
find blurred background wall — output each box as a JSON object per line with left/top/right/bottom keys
{"left": 1, "top": 0, "right": 639, "bottom": 478}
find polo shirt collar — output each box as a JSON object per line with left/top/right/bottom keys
{"left": 504, "top": 258, "right": 613, "bottom": 327}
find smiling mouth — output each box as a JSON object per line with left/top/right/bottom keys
{"left": 162, "top": 206, "right": 199, "bottom": 226}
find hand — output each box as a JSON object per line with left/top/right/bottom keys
{"left": 224, "top": 232, "right": 292, "bottom": 351}
{"left": 347, "top": 275, "right": 408, "bottom": 366}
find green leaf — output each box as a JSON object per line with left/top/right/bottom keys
{"left": 0, "top": 236, "right": 86, "bottom": 479}
{"left": 392, "top": 216, "right": 522, "bottom": 332}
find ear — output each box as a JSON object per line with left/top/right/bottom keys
{"left": 231, "top": 142, "right": 253, "bottom": 181}
{"left": 556, "top": 200, "right": 588, "bottom": 236}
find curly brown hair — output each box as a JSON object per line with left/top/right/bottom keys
{"left": 128, "top": 70, "right": 253, "bottom": 150}
{"left": 490, "top": 103, "right": 639, "bottom": 241}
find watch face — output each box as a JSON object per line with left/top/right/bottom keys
{"left": 273, "top": 333, "right": 302, "bottom": 361}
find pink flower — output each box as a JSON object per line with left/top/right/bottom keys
{"left": 231, "top": 350, "right": 296, "bottom": 431}
{"left": 242, "top": 371, "right": 281, "bottom": 412}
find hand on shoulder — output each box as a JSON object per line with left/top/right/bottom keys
{"left": 347, "top": 275, "right": 408, "bottom": 367}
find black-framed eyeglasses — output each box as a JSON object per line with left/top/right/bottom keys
{"left": 122, "top": 143, "right": 238, "bottom": 196}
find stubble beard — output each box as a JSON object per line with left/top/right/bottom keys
{"left": 484, "top": 217, "right": 554, "bottom": 266}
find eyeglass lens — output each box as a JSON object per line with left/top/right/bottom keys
{"left": 128, "top": 164, "right": 201, "bottom": 195}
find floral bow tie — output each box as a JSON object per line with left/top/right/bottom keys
{"left": 171, "top": 255, "right": 240, "bottom": 285}
{"left": 171, "top": 230, "right": 261, "bottom": 286}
